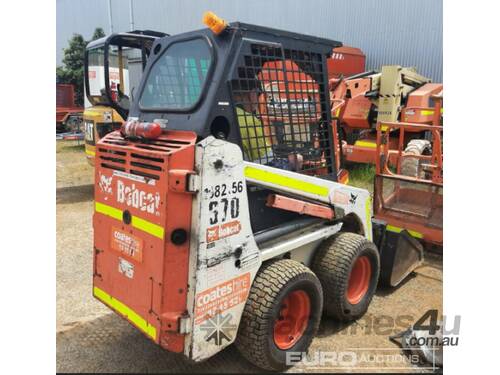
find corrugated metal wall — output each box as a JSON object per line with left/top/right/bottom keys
{"left": 57, "top": 0, "right": 442, "bottom": 81}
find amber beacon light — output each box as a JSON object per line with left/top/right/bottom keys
{"left": 203, "top": 11, "right": 227, "bottom": 35}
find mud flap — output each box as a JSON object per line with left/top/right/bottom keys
{"left": 373, "top": 221, "right": 424, "bottom": 287}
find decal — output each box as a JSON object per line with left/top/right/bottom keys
{"left": 113, "top": 170, "right": 156, "bottom": 186}
{"left": 240, "top": 253, "right": 260, "bottom": 271}
{"left": 349, "top": 193, "right": 358, "bottom": 204}
{"left": 110, "top": 227, "right": 143, "bottom": 262}
{"left": 206, "top": 220, "right": 241, "bottom": 243}
{"left": 208, "top": 197, "right": 240, "bottom": 225}
{"left": 194, "top": 273, "right": 251, "bottom": 324}
{"left": 84, "top": 121, "right": 94, "bottom": 143}
{"left": 331, "top": 52, "right": 345, "bottom": 60}
{"left": 116, "top": 180, "right": 160, "bottom": 215}
{"left": 98, "top": 172, "right": 113, "bottom": 194}
{"left": 103, "top": 111, "right": 112, "bottom": 123}
{"left": 207, "top": 181, "right": 244, "bottom": 199}
{"left": 118, "top": 257, "right": 134, "bottom": 279}
{"left": 200, "top": 312, "right": 237, "bottom": 346}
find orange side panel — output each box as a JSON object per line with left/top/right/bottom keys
{"left": 93, "top": 130, "right": 197, "bottom": 353}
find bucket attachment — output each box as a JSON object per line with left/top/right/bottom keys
{"left": 378, "top": 228, "right": 424, "bottom": 287}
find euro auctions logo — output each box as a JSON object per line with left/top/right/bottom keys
{"left": 287, "top": 351, "right": 358, "bottom": 367}
{"left": 286, "top": 350, "right": 422, "bottom": 368}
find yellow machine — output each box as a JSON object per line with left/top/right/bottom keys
{"left": 83, "top": 30, "right": 167, "bottom": 164}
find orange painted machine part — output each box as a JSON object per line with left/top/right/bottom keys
{"left": 266, "top": 194, "right": 335, "bottom": 220}
{"left": 373, "top": 120, "right": 443, "bottom": 245}
{"left": 93, "top": 129, "right": 197, "bottom": 353}
{"left": 327, "top": 46, "right": 366, "bottom": 79}
{"left": 257, "top": 60, "right": 318, "bottom": 146}
{"left": 402, "top": 83, "right": 443, "bottom": 125}
{"left": 257, "top": 60, "right": 332, "bottom": 174}
{"left": 258, "top": 60, "right": 322, "bottom": 125}
{"left": 373, "top": 184, "right": 443, "bottom": 245}
{"left": 329, "top": 76, "right": 374, "bottom": 129}
{"left": 56, "top": 84, "right": 83, "bottom": 124}
{"left": 341, "top": 136, "right": 400, "bottom": 164}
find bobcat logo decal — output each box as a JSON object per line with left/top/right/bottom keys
{"left": 98, "top": 173, "right": 113, "bottom": 194}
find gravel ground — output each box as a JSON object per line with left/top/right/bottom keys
{"left": 56, "top": 141, "right": 442, "bottom": 373}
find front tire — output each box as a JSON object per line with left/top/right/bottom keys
{"left": 235, "top": 259, "right": 323, "bottom": 371}
{"left": 312, "top": 232, "right": 380, "bottom": 321}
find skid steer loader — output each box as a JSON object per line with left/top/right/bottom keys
{"left": 92, "top": 13, "right": 421, "bottom": 371}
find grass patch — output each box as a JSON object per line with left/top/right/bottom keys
{"left": 57, "top": 140, "right": 85, "bottom": 153}
{"left": 347, "top": 164, "right": 375, "bottom": 193}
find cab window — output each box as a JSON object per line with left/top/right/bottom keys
{"left": 139, "top": 39, "right": 212, "bottom": 110}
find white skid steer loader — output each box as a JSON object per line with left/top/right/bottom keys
{"left": 92, "top": 13, "right": 420, "bottom": 371}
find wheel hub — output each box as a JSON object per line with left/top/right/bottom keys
{"left": 273, "top": 290, "right": 311, "bottom": 350}
{"left": 346, "top": 255, "right": 372, "bottom": 304}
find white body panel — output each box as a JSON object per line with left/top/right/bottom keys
{"left": 184, "top": 137, "right": 373, "bottom": 361}
{"left": 185, "top": 138, "right": 262, "bottom": 360}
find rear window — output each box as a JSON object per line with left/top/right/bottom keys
{"left": 139, "top": 38, "right": 212, "bottom": 110}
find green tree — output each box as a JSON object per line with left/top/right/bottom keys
{"left": 92, "top": 27, "right": 106, "bottom": 40}
{"left": 56, "top": 28, "right": 106, "bottom": 105}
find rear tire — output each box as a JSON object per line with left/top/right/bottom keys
{"left": 235, "top": 259, "right": 323, "bottom": 371}
{"left": 312, "top": 232, "right": 380, "bottom": 321}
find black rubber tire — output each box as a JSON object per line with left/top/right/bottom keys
{"left": 312, "top": 232, "right": 380, "bottom": 321}
{"left": 401, "top": 139, "right": 431, "bottom": 178}
{"left": 235, "top": 259, "right": 323, "bottom": 372}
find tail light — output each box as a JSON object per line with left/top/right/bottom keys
{"left": 121, "top": 120, "right": 162, "bottom": 140}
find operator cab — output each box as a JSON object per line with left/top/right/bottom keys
{"left": 129, "top": 20, "right": 340, "bottom": 173}
{"left": 84, "top": 30, "right": 167, "bottom": 163}
{"left": 112, "top": 17, "right": 342, "bottom": 231}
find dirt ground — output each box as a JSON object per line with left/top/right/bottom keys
{"left": 56, "top": 140, "right": 443, "bottom": 373}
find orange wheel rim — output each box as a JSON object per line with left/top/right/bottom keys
{"left": 273, "top": 290, "right": 311, "bottom": 350}
{"left": 346, "top": 255, "right": 372, "bottom": 304}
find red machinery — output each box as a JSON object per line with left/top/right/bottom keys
{"left": 372, "top": 93, "right": 443, "bottom": 285}
{"left": 56, "top": 83, "right": 83, "bottom": 133}
{"left": 254, "top": 46, "right": 366, "bottom": 182}
{"left": 330, "top": 66, "right": 442, "bottom": 166}
{"left": 327, "top": 46, "right": 365, "bottom": 79}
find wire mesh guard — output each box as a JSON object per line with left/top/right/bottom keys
{"left": 231, "top": 44, "right": 333, "bottom": 176}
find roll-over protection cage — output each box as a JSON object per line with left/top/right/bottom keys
{"left": 129, "top": 23, "right": 342, "bottom": 179}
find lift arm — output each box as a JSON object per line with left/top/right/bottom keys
{"left": 243, "top": 161, "right": 373, "bottom": 240}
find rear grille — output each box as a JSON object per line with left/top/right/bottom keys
{"left": 97, "top": 131, "right": 196, "bottom": 181}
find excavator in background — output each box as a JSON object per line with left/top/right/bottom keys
{"left": 329, "top": 65, "right": 443, "bottom": 172}
{"left": 83, "top": 30, "right": 167, "bottom": 164}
